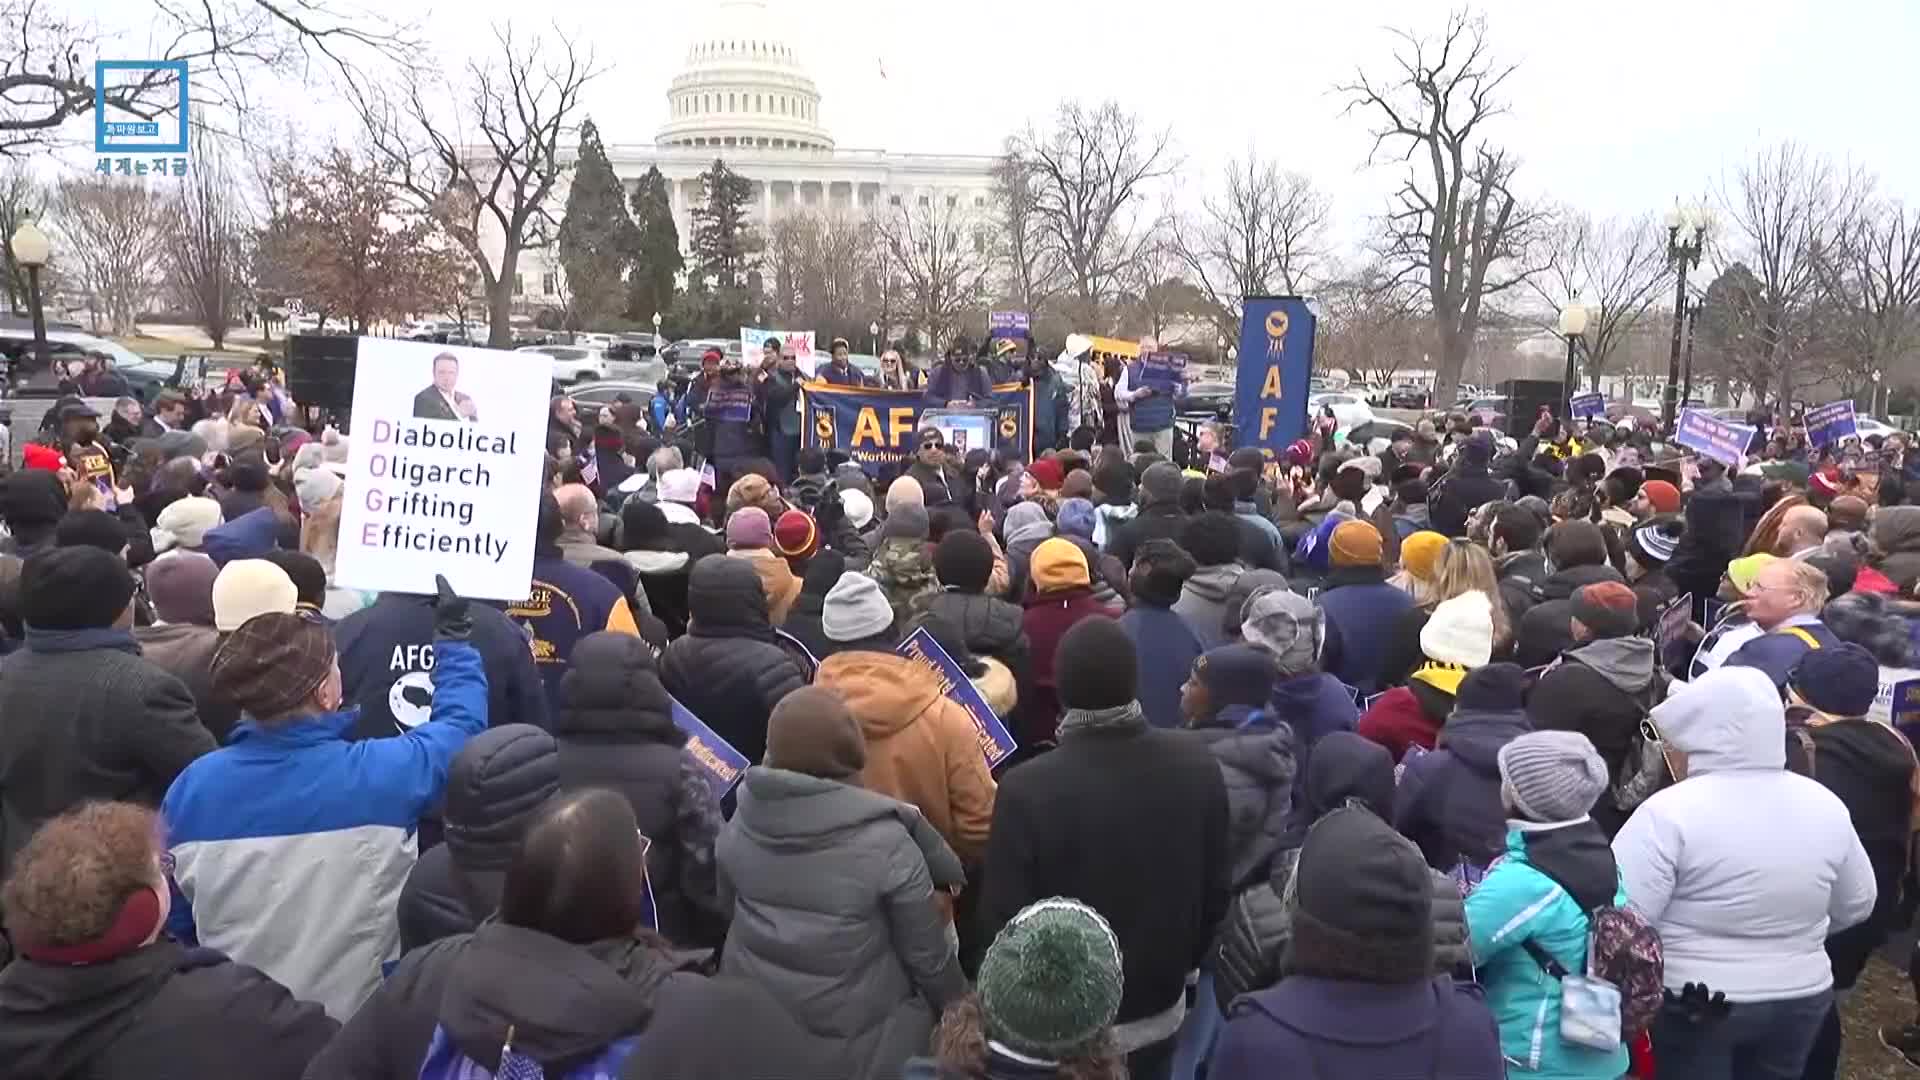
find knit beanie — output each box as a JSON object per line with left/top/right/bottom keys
{"left": 799, "top": 550, "right": 847, "bottom": 598}
{"left": 1287, "top": 805, "right": 1434, "bottom": 985}
{"left": 1627, "top": 515, "right": 1683, "bottom": 568}
{"left": 1029, "top": 537, "right": 1090, "bottom": 592}
{"left": 1055, "top": 617, "right": 1135, "bottom": 711}
{"left": 294, "top": 463, "right": 344, "bottom": 510}
{"left": 145, "top": 552, "right": 219, "bottom": 626}
{"left": 152, "top": 495, "right": 222, "bottom": 552}
{"left": 1569, "top": 580, "right": 1640, "bottom": 638}
{"left": 1639, "top": 480, "right": 1681, "bottom": 514}
{"left": 725, "top": 507, "right": 774, "bottom": 550}
{"left": 1497, "top": 730, "right": 1609, "bottom": 823}
{"left": 884, "top": 473, "right": 925, "bottom": 513}
{"left": 1240, "top": 587, "right": 1324, "bottom": 676}
{"left": 55, "top": 510, "right": 129, "bottom": 554}
{"left": 210, "top": 558, "right": 299, "bottom": 632}
{"left": 1056, "top": 498, "right": 1097, "bottom": 541}
{"left": 1726, "top": 552, "right": 1778, "bottom": 596}
{"left": 1399, "top": 531, "right": 1447, "bottom": 582}
{"left": 1140, "top": 461, "right": 1183, "bottom": 505}
{"left": 838, "top": 487, "right": 875, "bottom": 529}
{"left": 764, "top": 686, "right": 866, "bottom": 780}
{"left": 1060, "top": 470, "right": 1094, "bottom": 501}
{"left": 620, "top": 500, "right": 670, "bottom": 548}
{"left": 822, "top": 572, "right": 895, "bottom": 642}
{"left": 773, "top": 510, "right": 819, "bottom": 560}
{"left": 882, "top": 502, "right": 930, "bottom": 542}
{"left": 1329, "top": 520, "right": 1384, "bottom": 568}
{"left": 20, "top": 546, "right": 136, "bottom": 630}
{"left": 1790, "top": 642, "right": 1882, "bottom": 717}
{"left": 1419, "top": 592, "right": 1494, "bottom": 667}
{"left": 1026, "top": 458, "right": 1064, "bottom": 491}
{"left": 933, "top": 530, "right": 995, "bottom": 593}
{"left": 1454, "top": 661, "right": 1528, "bottom": 712}
{"left": 977, "top": 899, "right": 1125, "bottom": 1062}
{"left": 1197, "top": 644, "right": 1277, "bottom": 711}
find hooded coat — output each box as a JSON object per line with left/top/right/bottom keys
{"left": 1211, "top": 733, "right": 1470, "bottom": 1011}
{"left": 1184, "top": 717, "right": 1297, "bottom": 891}
{"left": 623, "top": 548, "right": 695, "bottom": 639}
{"left": 718, "top": 767, "right": 967, "bottom": 1080}
{"left": 398, "top": 725, "right": 559, "bottom": 954}
{"left": 302, "top": 923, "right": 824, "bottom": 1080}
{"left": 1665, "top": 489, "right": 1747, "bottom": 623}
{"left": 812, "top": 650, "right": 998, "bottom": 866}
{"left": 1494, "top": 548, "right": 1551, "bottom": 627}
{"left": 1267, "top": 670, "right": 1361, "bottom": 805}
{"left": 659, "top": 558, "right": 808, "bottom": 765}
{"left": 1612, "top": 667, "right": 1878, "bottom": 1003}
{"left": 1211, "top": 976, "right": 1505, "bottom": 1080}
{"left": 1017, "top": 586, "right": 1116, "bottom": 745}
{"left": 1526, "top": 636, "right": 1659, "bottom": 836}
{"left": 1120, "top": 603, "right": 1206, "bottom": 729}
{"left": 919, "top": 590, "right": 1031, "bottom": 680}
{"left": 1392, "top": 704, "right": 1532, "bottom": 873}
{"left": 1512, "top": 563, "right": 1628, "bottom": 668}
{"left": 1318, "top": 566, "right": 1416, "bottom": 697}
{"left": 1872, "top": 506, "right": 1920, "bottom": 593}
{"left": 0, "top": 941, "right": 337, "bottom": 1080}
{"left": 1172, "top": 563, "right": 1245, "bottom": 652}
{"left": 1428, "top": 458, "right": 1510, "bottom": 538}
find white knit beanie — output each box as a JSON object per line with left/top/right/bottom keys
{"left": 211, "top": 559, "right": 299, "bottom": 632}
{"left": 151, "top": 496, "right": 223, "bottom": 553}
{"left": 1419, "top": 592, "right": 1494, "bottom": 668}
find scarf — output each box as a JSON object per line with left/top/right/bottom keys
{"left": 24, "top": 626, "right": 140, "bottom": 655}
{"left": 1410, "top": 661, "right": 1467, "bottom": 696}
{"left": 1057, "top": 700, "right": 1145, "bottom": 738}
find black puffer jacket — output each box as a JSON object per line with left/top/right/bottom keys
{"left": 396, "top": 725, "right": 560, "bottom": 953}
{"left": 919, "top": 591, "right": 1031, "bottom": 683}
{"left": 1186, "top": 716, "right": 1297, "bottom": 891}
{"left": 659, "top": 557, "right": 808, "bottom": 765}
{"left": 1513, "top": 562, "right": 1628, "bottom": 667}
{"left": 554, "top": 632, "right": 726, "bottom": 946}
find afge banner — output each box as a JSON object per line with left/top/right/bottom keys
{"left": 1234, "top": 296, "right": 1318, "bottom": 458}
{"left": 335, "top": 338, "right": 548, "bottom": 600}
{"left": 804, "top": 383, "right": 1033, "bottom": 476}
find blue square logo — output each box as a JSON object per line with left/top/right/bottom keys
{"left": 94, "top": 60, "right": 190, "bottom": 155}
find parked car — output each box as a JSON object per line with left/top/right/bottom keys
{"left": 1386, "top": 384, "right": 1431, "bottom": 409}
{"left": 663, "top": 338, "right": 743, "bottom": 381}
{"left": 1308, "top": 391, "right": 1377, "bottom": 431}
{"left": 564, "top": 379, "right": 660, "bottom": 414}
{"left": 1175, "top": 380, "right": 1234, "bottom": 419}
{"left": 1856, "top": 416, "right": 1897, "bottom": 439}
{"left": 516, "top": 344, "right": 609, "bottom": 384}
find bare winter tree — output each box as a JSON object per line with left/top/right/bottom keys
{"left": 164, "top": 125, "right": 245, "bottom": 347}
{"left": 51, "top": 174, "right": 166, "bottom": 334}
{"left": 988, "top": 146, "right": 1064, "bottom": 318}
{"left": 1716, "top": 142, "right": 1865, "bottom": 403}
{"left": 362, "top": 23, "right": 596, "bottom": 347}
{"left": 1171, "top": 152, "right": 1331, "bottom": 340}
{"left": 1007, "top": 100, "right": 1173, "bottom": 330}
{"left": 1115, "top": 226, "right": 1203, "bottom": 344}
{"left": 1522, "top": 210, "right": 1671, "bottom": 389}
{"left": 0, "top": 158, "right": 42, "bottom": 312}
{"left": 1315, "top": 264, "right": 1431, "bottom": 388}
{"left": 764, "top": 210, "right": 877, "bottom": 340}
{"left": 874, "top": 199, "right": 993, "bottom": 354}
{"left": 1813, "top": 195, "right": 1920, "bottom": 399}
{"left": 1338, "top": 11, "right": 1547, "bottom": 404}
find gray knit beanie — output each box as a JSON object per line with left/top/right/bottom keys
{"left": 1497, "top": 730, "right": 1609, "bottom": 823}
{"left": 822, "top": 572, "right": 894, "bottom": 642}
{"left": 977, "top": 898, "right": 1124, "bottom": 1061}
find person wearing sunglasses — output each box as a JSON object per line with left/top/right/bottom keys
{"left": 905, "top": 427, "right": 962, "bottom": 510}
{"left": 923, "top": 338, "right": 992, "bottom": 407}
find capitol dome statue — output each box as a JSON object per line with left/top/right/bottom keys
{"left": 654, "top": 0, "right": 834, "bottom": 152}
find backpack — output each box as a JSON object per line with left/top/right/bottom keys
{"left": 417, "top": 1025, "right": 638, "bottom": 1080}
{"left": 1522, "top": 868, "right": 1666, "bottom": 1040}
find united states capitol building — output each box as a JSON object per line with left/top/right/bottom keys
{"left": 497, "top": 0, "right": 1000, "bottom": 306}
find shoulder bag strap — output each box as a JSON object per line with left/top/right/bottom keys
{"left": 1778, "top": 626, "right": 1823, "bottom": 650}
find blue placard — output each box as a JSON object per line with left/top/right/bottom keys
{"left": 1140, "top": 351, "right": 1189, "bottom": 395}
{"left": 1805, "top": 400, "right": 1858, "bottom": 447}
{"left": 988, "top": 311, "right": 1030, "bottom": 340}
{"left": 1674, "top": 408, "right": 1756, "bottom": 467}
{"left": 1892, "top": 678, "right": 1920, "bottom": 747}
{"left": 1234, "top": 297, "right": 1318, "bottom": 458}
{"left": 670, "top": 695, "right": 748, "bottom": 801}
{"left": 1569, "top": 392, "right": 1605, "bottom": 420}
{"left": 704, "top": 385, "right": 753, "bottom": 423}
{"left": 803, "top": 383, "right": 1033, "bottom": 477}
{"left": 896, "top": 627, "right": 1017, "bottom": 768}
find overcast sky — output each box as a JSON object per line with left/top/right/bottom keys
{"left": 83, "top": 0, "right": 1920, "bottom": 257}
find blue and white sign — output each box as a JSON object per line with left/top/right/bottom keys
{"left": 671, "top": 696, "right": 748, "bottom": 801}
{"left": 988, "top": 311, "right": 1030, "bottom": 341}
{"left": 94, "top": 60, "right": 190, "bottom": 178}
{"left": 1139, "top": 351, "right": 1189, "bottom": 395}
{"left": 1569, "top": 392, "right": 1606, "bottom": 420}
{"left": 1674, "top": 408, "right": 1756, "bottom": 467}
{"left": 896, "top": 627, "right": 1018, "bottom": 768}
{"left": 1805, "top": 400, "right": 1859, "bottom": 448}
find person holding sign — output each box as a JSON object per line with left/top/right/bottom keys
{"left": 1114, "top": 344, "right": 1185, "bottom": 459}
{"left": 923, "top": 340, "right": 993, "bottom": 407}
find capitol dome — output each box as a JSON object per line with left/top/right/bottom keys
{"left": 655, "top": 0, "right": 834, "bottom": 152}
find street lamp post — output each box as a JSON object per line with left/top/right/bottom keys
{"left": 651, "top": 310, "right": 663, "bottom": 350}
{"left": 1873, "top": 369, "right": 1885, "bottom": 418}
{"left": 1679, "top": 299, "right": 1700, "bottom": 414}
{"left": 1558, "top": 302, "right": 1589, "bottom": 417}
{"left": 869, "top": 320, "right": 879, "bottom": 355}
{"left": 1662, "top": 204, "right": 1712, "bottom": 430}
{"left": 9, "top": 221, "right": 50, "bottom": 377}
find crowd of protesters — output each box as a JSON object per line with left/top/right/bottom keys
{"left": 4, "top": 345, "right": 1920, "bottom": 1080}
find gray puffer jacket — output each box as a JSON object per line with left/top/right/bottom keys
{"left": 1211, "top": 846, "right": 1470, "bottom": 1015}
{"left": 717, "top": 767, "right": 967, "bottom": 1080}
{"left": 1186, "top": 717, "right": 1297, "bottom": 891}
{"left": 1173, "top": 564, "right": 1246, "bottom": 651}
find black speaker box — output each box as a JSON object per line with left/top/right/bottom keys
{"left": 1497, "top": 378, "right": 1566, "bottom": 437}
{"left": 285, "top": 334, "right": 359, "bottom": 411}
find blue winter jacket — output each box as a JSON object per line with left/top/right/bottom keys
{"left": 1318, "top": 566, "right": 1416, "bottom": 696}
{"left": 1119, "top": 604, "right": 1205, "bottom": 728}
{"left": 200, "top": 507, "right": 281, "bottom": 566}
{"left": 161, "top": 639, "right": 489, "bottom": 1021}
{"left": 1394, "top": 706, "right": 1532, "bottom": 873}
{"left": 1465, "top": 821, "right": 1630, "bottom": 1080}
{"left": 1266, "top": 670, "right": 1359, "bottom": 809}
{"left": 1724, "top": 618, "right": 1842, "bottom": 690}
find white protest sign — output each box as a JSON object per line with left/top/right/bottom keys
{"left": 335, "top": 337, "right": 548, "bottom": 601}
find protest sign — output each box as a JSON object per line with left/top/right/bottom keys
{"left": 671, "top": 696, "right": 748, "bottom": 801}
{"left": 1805, "top": 400, "right": 1859, "bottom": 447}
{"left": 740, "top": 326, "right": 817, "bottom": 376}
{"left": 704, "top": 384, "right": 753, "bottom": 422}
{"left": 804, "top": 382, "right": 1033, "bottom": 476}
{"left": 1569, "top": 391, "right": 1605, "bottom": 420}
{"left": 1674, "top": 408, "right": 1756, "bottom": 467}
{"left": 1654, "top": 592, "right": 1694, "bottom": 673}
{"left": 1139, "top": 351, "right": 1189, "bottom": 395}
{"left": 988, "top": 311, "right": 1030, "bottom": 341}
{"left": 1234, "top": 296, "right": 1317, "bottom": 458}
{"left": 896, "top": 627, "right": 1017, "bottom": 768}
{"left": 335, "top": 338, "right": 546, "bottom": 601}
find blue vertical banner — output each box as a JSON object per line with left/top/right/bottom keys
{"left": 1234, "top": 297, "right": 1318, "bottom": 458}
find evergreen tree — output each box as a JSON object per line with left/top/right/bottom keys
{"left": 556, "top": 119, "right": 639, "bottom": 328}
{"left": 625, "top": 165, "right": 683, "bottom": 322}
{"left": 690, "top": 158, "right": 760, "bottom": 293}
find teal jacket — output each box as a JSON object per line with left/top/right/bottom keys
{"left": 1464, "top": 821, "right": 1630, "bottom": 1079}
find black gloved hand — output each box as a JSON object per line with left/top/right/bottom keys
{"left": 431, "top": 574, "right": 471, "bottom": 642}
{"left": 1661, "top": 982, "right": 1731, "bottom": 1026}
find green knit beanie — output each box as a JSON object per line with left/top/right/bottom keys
{"left": 977, "top": 898, "right": 1124, "bottom": 1061}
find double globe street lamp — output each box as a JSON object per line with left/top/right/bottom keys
{"left": 1662, "top": 203, "right": 1713, "bottom": 429}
